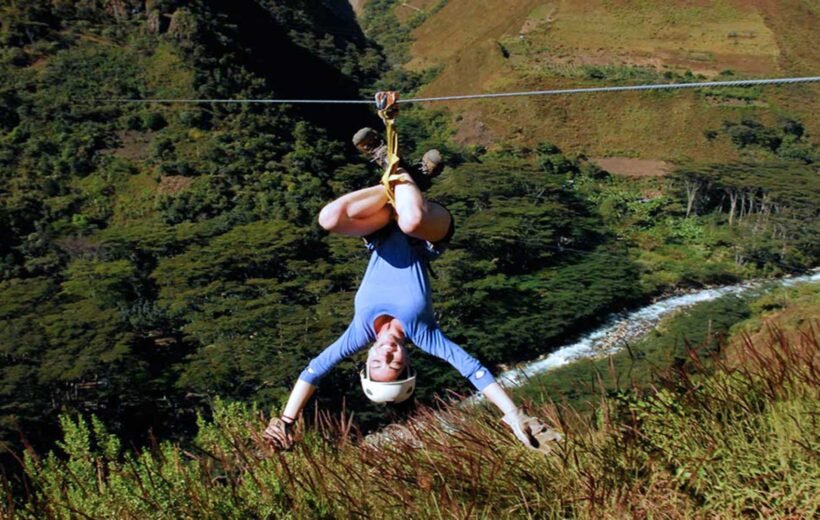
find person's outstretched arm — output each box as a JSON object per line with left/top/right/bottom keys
{"left": 263, "top": 317, "right": 373, "bottom": 449}
{"left": 413, "top": 325, "right": 562, "bottom": 450}
{"left": 481, "top": 382, "right": 517, "bottom": 416}
{"left": 263, "top": 380, "right": 315, "bottom": 450}
{"left": 481, "top": 383, "right": 562, "bottom": 449}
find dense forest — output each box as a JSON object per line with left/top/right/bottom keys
{"left": 0, "top": 2, "right": 818, "bottom": 505}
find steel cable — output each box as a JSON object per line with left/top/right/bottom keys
{"left": 106, "top": 76, "right": 820, "bottom": 105}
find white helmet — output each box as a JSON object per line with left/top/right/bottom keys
{"left": 360, "top": 366, "right": 416, "bottom": 404}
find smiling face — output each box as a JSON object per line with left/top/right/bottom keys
{"left": 366, "top": 315, "right": 410, "bottom": 383}
{"left": 366, "top": 326, "right": 409, "bottom": 382}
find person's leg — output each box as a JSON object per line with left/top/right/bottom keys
{"left": 392, "top": 170, "right": 451, "bottom": 243}
{"left": 318, "top": 185, "right": 392, "bottom": 237}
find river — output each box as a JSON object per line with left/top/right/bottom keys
{"left": 495, "top": 269, "right": 820, "bottom": 388}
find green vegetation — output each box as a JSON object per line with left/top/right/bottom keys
{"left": 0, "top": 0, "right": 390, "bottom": 455}
{"left": 713, "top": 117, "right": 818, "bottom": 163}
{"left": 0, "top": 1, "right": 702, "bottom": 457}
{"left": 0, "top": 2, "right": 818, "bottom": 515}
{"left": 360, "top": 0, "right": 414, "bottom": 65}
{"left": 669, "top": 160, "right": 818, "bottom": 272}
{"left": 515, "top": 294, "right": 751, "bottom": 409}
{"left": 5, "top": 294, "right": 817, "bottom": 517}
{"left": 361, "top": 0, "right": 448, "bottom": 67}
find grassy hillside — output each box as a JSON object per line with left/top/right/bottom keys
{"left": 387, "top": 0, "right": 820, "bottom": 161}
{"left": 5, "top": 286, "right": 818, "bottom": 518}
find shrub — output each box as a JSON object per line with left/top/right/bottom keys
{"left": 143, "top": 112, "right": 168, "bottom": 131}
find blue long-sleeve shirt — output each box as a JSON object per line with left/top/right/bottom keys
{"left": 298, "top": 224, "right": 495, "bottom": 391}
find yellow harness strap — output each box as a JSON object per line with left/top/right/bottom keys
{"left": 375, "top": 91, "right": 410, "bottom": 207}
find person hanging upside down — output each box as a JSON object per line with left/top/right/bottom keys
{"left": 263, "top": 128, "right": 561, "bottom": 451}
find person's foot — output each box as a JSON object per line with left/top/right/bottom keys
{"left": 352, "top": 129, "right": 443, "bottom": 192}
{"left": 352, "top": 127, "right": 387, "bottom": 169}
{"left": 405, "top": 149, "right": 443, "bottom": 192}
{"left": 419, "top": 149, "right": 444, "bottom": 179}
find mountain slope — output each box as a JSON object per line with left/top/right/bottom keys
{"left": 398, "top": 0, "right": 820, "bottom": 161}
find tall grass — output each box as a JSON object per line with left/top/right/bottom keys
{"left": 3, "top": 324, "right": 818, "bottom": 519}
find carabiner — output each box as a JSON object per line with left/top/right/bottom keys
{"left": 375, "top": 91, "right": 400, "bottom": 119}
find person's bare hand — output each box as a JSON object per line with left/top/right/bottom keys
{"left": 263, "top": 417, "right": 295, "bottom": 450}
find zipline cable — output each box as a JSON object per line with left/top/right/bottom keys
{"left": 403, "top": 76, "right": 820, "bottom": 103}
{"left": 107, "top": 76, "right": 820, "bottom": 105}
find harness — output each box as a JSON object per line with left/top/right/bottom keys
{"left": 372, "top": 91, "right": 442, "bottom": 279}
{"left": 374, "top": 91, "right": 409, "bottom": 207}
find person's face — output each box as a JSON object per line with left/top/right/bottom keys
{"left": 367, "top": 335, "right": 408, "bottom": 382}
